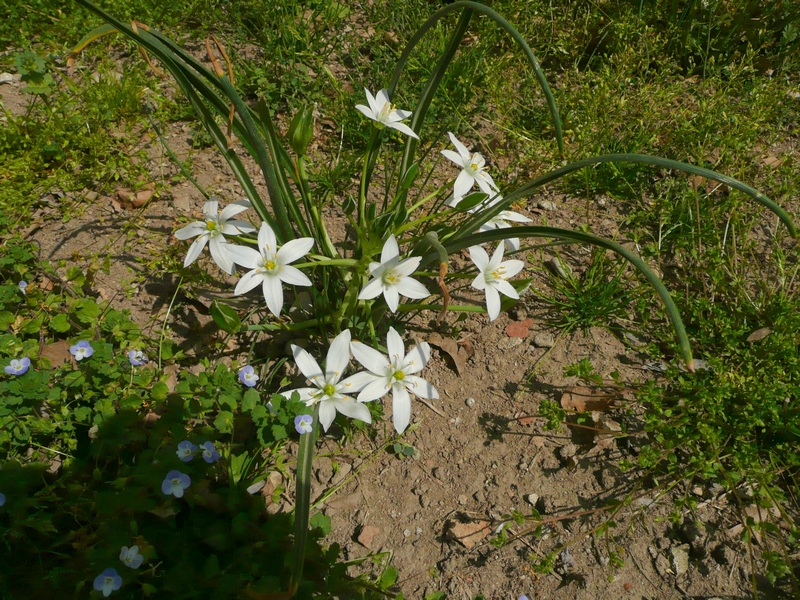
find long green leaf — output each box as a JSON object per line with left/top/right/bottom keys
{"left": 388, "top": 0, "right": 564, "bottom": 155}
{"left": 430, "top": 226, "right": 695, "bottom": 371}
{"left": 459, "top": 153, "right": 796, "bottom": 239}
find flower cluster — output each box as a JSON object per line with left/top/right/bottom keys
{"left": 282, "top": 328, "right": 437, "bottom": 434}
{"left": 171, "top": 89, "right": 528, "bottom": 323}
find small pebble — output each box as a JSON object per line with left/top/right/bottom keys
{"left": 465, "top": 397, "right": 476, "bottom": 408}
{"left": 537, "top": 199, "right": 557, "bottom": 211}
{"left": 532, "top": 333, "right": 556, "bottom": 348}
{"left": 525, "top": 493, "right": 539, "bottom": 506}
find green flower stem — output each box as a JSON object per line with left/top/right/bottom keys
{"left": 395, "top": 302, "right": 486, "bottom": 313}
{"left": 358, "top": 129, "right": 381, "bottom": 230}
{"left": 295, "top": 156, "right": 337, "bottom": 260}
{"left": 289, "top": 403, "right": 319, "bottom": 596}
{"left": 396, "top": 208, "right": 458, "bottom": 234}
{"left": 296, "top": 257, "right": 359, "bottom": 268}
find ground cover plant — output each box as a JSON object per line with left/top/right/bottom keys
{"left": 1, "top": 0, "right": 799, "bottom": 598}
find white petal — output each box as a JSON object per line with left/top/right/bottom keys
{"left": 292, "top": 345, "right": 323, "bottom": 381}
{"left": 380, "top": 235, "right": 400, "bottom": 264}
{"left": 257, "top": 222, "right": 277, "bottom": 253}
{"left": 405, "top": 375, "right": 439, "bottom": 399}
{"left": 218, "top": 199, "right": 251, "bottom": 221}
{"left": 202, "top": 198, "right": 219, "bottom": 218}
{"left": 183, "top": 236, "right": 208, "bottom": 267}
{"left": 234, "top": 269, "right": 264, "bottom": 295}
{"left": 318, "top": 401, "right": 337, "bottom": 431}
{"left": 489, "top": 241, "right": 507, "bottom": 270}
{"left": 262, "top": 277, "right": 285, "bottom": 317}
{"left": 501, "top": 259, "right": 525, "bottom": 279}
{"left": 485, "top": 286, "right": 501, "bottom": 321}
{"left": 226, "top": 245, "right": 260, "bottom": 269}
{"left": 391, "top": 387, "right": 412, "bottom": 433}
{"left": 386, "top": 327, "right": 404, "bottom": 362}
{"left": 357, "top": 377, "right": 391, "bottom": 402}
{"left": 471, "top": 271, "right": 487, "bottom": 291}
{"left": 453, "top": 170, "right": 474, "bottom": 198}
{"left": 386, "top": 121, "right": 419, "bottom": 139}
{"left": 383, "top": 285, "right": 400, "bottom": 313}
{"left": 402, "top": 342, "right": 430, "bottom": 374}
{"left": 505, "top": 237, "right": 521, "bottom": 252}
{"left": 278, "top": 237, "right": 314, "bottom": 265}
{"left": 174, "top": 221, "right": 206, "bottom": 240}
{"left": 209, "top": 237, "right": 235, "bottom": 274}
{"left": 221, "top": 219, "right": 256, "bottom": 235}
{"left": 278, "top": 265, "right": 312, "bottom": 287}
{"left": 493, "top": 278, "right": 520, "bottom": 300}
{"left": 468, "top": 245, "right": 490, "bottom": 271}
{"left": 351, "top": 341, "right": 390, "bottom": 374}
{"left": 358, "top": 278, "right": 383, "bottom": 301}
{"left": 391, "top": 108, "right": 412, "bottom": 120}
{"left": 441, "top": 149, "right": 465, "bottom": 167}
{"left": 396, "top": 277, "right": 430, "bottom": 300}
{"left": 340, "top": 370, "right": 380, "bottom": 395}
{"left": 394, "top": 255, "right": 422, "bottom": 278}
{"left": 447, "top": 132, "right": 471, "bottom": 160}
{"left": 325, "top": 330, "right": 352, "bottom": 383}
{"left": 333, "top": 397, "right": 372, "bottom": 425}
{"left": 356, "top": 104, "right": 377, "bottom": 121}
{"left": 499, "top": 210, "right": 532, "bottom": 223}
{"left": 364, "top": 88, "right": 379, "bottom": 113}
{"left": 374, "top": 89, "right": 391, "bottom": 108}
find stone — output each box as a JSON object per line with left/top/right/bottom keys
{"left": 357, "top": 525, "right": 380, "bottom": 549}
{"left": 449, "top": 520, "right": 491, "bottom": 549}
{"left": 670, "top": 544, "right": 690, "bottom": 576}
{"left": 537, "top": 199, "right": 557, "bottom": 211}
{"left": 532, "top": 333, "right": 556, "bottom": 348}
{"left": 465, "top": 397, "right": 476, "bottom": 408}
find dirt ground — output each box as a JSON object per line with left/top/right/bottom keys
{"left": 3, "top": 58, "right": 787, "bottom": 600}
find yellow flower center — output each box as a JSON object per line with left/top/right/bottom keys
{"left": 205, "top": 220, "right": 217, "bottom": 231}
{"left": 323, "top": 383, "right": 336, "bottom": 397}
{"left": 393, "top": 370, "right": 405, "bottom": 381}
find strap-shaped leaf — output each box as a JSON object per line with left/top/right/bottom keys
{"left": 429, "top": 226, "right": 695, "bottom": 371}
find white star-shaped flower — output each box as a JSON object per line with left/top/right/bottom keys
{"left": 358, "top": 234, "right": 430, "bottom": 313}
{"left": 355, "top": 88, "right": 419, "bottom": 139}
{"left": 469, "top": 241, "right": 525, "bottom": 321}
{"left": 470, "top": 194, "right": 532, "bottom": 252}
{"left": 350, "top": 327, "right": 439, "bottom": 434}
{"left": 282, "top": 330, "right": 375, "bottom": 432}
{"left": 227, "top": 222, "right": 314, "bottom": 317}
{"left": 174, "top": 198, "right": 256, "bottom": 275}
{"left": 441, "top": 132, "right": 499, "bottom": 198}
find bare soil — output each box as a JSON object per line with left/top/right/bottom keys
{"left": 4, "top": 50, "right": 785, "bottom": 600}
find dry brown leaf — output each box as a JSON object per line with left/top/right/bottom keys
{"left": 40, "top": 340, "right": 74, "bottom": 367}
{"left": 560, "top": 385, "right": 615, "bottom": 413}
{"left": 428, "top": 332, "right": 471, "bottom": 375}
{"left": 746, "top": 327, "right": 772, "bottom": 342}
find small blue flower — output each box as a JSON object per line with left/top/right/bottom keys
{"left": 519, "top": 596, "right": 530, "bottom": 600}
{"left": 0, "top": 492, "right": 6, "bottom": 507}
{"left": 294, "top": 414, "right": 313, "bottom": 434}
{"left": 199, "top": 441, "right": 220, "bottom": 463}
{"left": 4, "top": 357, "right": 30, "bottom": 376}
{"left": 93, "top": 567, "right": 122, "bottom": 597}
{"left": 127, "top": 349, "right": 148, "bottom": 366}
{"left": 119, "top": 545, "right": 144, "bottom": 569}
{"left": 161, "top": 470, "right": 191, "bottom": 497}
{"left": 238, "top": 365, "right": 259, "bottom": 387}
{"left": 70, "top": 340, "right": 94, "bottom": 361}
{"left": 18, "top": 280, "right": 27, "bottom": 295}
{"left": 176, "top": 440, "right": 198, "bottom": 462}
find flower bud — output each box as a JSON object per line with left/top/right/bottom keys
{"left": 288, "top": 106, "right": 314, "bottom": 156}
